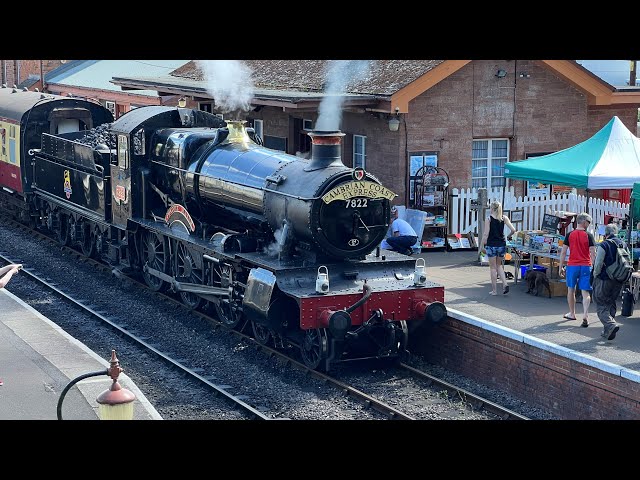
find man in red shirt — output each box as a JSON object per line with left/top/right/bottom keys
{"left": 558, "top": 213, "right": 597, "bottom": 327}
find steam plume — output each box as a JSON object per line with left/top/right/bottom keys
{"left": 264, "top": 227, "right": 284, "bottom": 258}
{"left": 196, "top": 60, "right": 254, "bottom": 113}
{"left": 315, "top": 60, "right": 372, "bottom": 131}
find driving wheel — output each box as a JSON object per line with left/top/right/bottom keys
{"left": 176, "top": 242, "right": 203, "bottom": 310}
{"left": 142, "top": 231, "right": 168, "bottom": 291}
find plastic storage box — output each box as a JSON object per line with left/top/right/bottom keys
{"left": 404, "top": 209, "right": 428, "bottom": 253}
{"left": 521, "top": 264, "right": 547, "bottom": 278}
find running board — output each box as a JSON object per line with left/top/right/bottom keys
{"left": 144, "top": 265, "right": 231, "bottom": 298}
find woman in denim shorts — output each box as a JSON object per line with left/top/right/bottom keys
{"left": 480, "top": 201, "right": 517, "bottom": 295}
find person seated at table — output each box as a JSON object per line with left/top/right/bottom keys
{"left": 480, "top": 201, "right": 517, "bottom": 295}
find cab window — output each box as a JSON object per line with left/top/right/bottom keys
{"left": 118, "top": 135, "right": 129, "bottom": 169}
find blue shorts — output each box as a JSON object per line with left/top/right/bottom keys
{"left": 485, "top": 246, "right": 506, "bottom": 258}
{"left": 565, "top": 265, "right": 592, "bottom": 291}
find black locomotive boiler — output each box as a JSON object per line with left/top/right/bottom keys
{"left": 0, "top": 91, "right": 446, "bottom": 371}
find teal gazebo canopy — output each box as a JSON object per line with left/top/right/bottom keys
{"left": 504, "top": 116, "right": 640, "bottom": 190}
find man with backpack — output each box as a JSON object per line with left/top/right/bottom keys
{"left": 592, "top": 223, "right": 632, "bottom": 340}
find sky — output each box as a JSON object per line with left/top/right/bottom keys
{"left": 576, "top": 60, "right": 639, "bottom": 86}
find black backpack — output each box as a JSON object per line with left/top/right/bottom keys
{"left": 604, "top": 239, "right": 634, "bottom": 283}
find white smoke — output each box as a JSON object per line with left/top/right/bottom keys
{"left": 315, "top": 60, "right": 372, "bottom": 131}
{"left": 263, "top": 227, "right": 284, "bottom": 258}
{"left": 196, "top": 60, "right": 255, "bottom": 113}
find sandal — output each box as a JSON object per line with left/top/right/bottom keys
{"left": 503, "top": 286, "right": 510, "bottom": 295}
{"left": 562, "top": 313, "right": 576, "bottom": 320}
{"left": 581, "top": 318, "right": 589, "bottom": 328}
{"left": 489, "top": 291, "right": 498, "bottom": 296}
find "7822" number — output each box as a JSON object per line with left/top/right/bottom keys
{"left": 345, "top": 198, "right": 368, "bottom": 208}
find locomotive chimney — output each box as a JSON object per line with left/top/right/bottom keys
{"left": 304, "top": 131, "right": 346, "bottom": 171}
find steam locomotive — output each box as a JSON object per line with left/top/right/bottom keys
{"left": 0, "top": 85, "right": 446, "bottom": 371}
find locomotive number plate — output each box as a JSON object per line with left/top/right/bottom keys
{"left": 345, "top": 198, "right": 368, "bottom": 208}
{"left": 322, "top": 181, "right": 396, "bottom": 204}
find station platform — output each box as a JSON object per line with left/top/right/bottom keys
{"left": 419, "top": 249, "right": 640, "bottom": 373}
{"left": 0, "top": 288, "right": 162, "bottom": 420}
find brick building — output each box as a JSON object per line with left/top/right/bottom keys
{"left": 45, "top": 60, "right": 189, "bottom": 118}
{"left": 2, "top": 60, "right": 190, "bottom": 119}
{"left": 1, "top": 60, "right": 64, "bottom": 91}
{"left": 112, "top": 60, "right": 640, "bottom": 205}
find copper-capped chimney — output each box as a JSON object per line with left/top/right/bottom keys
{"left": 304, "top": 131, "right": 346, "bottom": 171}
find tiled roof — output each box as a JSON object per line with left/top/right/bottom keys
{"left": 170, "top": 60, "right": 445, "bottom": 96}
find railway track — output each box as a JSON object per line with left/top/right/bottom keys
{"left": 397, "top": 363, "right": 528, "bottom": 420}
{"left": 0, "top": 248, "right": 273, "bottom": 420}
{"left": 1, "top": 216, "right": 529, "bottom": 420}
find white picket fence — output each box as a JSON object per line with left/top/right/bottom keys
{"left": 450, "top": 187, "right": 630, "bottom": 235}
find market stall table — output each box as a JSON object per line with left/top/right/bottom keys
{"left": 506, "top": 242, "right": 562, "bottom": 285}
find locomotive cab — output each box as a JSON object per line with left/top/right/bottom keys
{"left": 108, "top": 106, "right": 226, "bottom": 230}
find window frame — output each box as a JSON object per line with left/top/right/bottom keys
{"left": 353, "top": 134, "right": 366, "bottom": 169}
{"left": 198, "top": 102, "right": 213, "bottom": 113}
{"left": 471, "top": 138, "right": 510, "bottom": 189}
{"left": 302, "top": 119, "right": 313, "bottom": 131}
{"left": 105, "top": 101, "right": 116, "bottom": 117}
{"left": 117, "top": 134, "right": 129, "bottom": 169}
{"left": 263, "top": 135, "right": 288, "bottom": 152}
{"left": 253, "top": 119, "right": 263, "bottom": 139}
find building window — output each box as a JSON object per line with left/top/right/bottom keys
{"left": 472, "top": 139, "right": 509, "bottom": 188}
{"left": 303, "top": 119, "right": 313, "bottom": 131}
{"left": 214, "top": 113, "right": 224, "bottom": 121}
{"left": 199, "top": 102, "right": 213, "bottom": 113}
{"left": 353, "top": 135, "right": 366, "bottom": 169}
{"left": 253, "top": 119, "right": 263, "bottom": 139}
{"left": 105, "top": 101, "right": 116, "bottom": 117}
{"left": 263, "top": 135, "right": 287, "bottom": 152}
{"left": 409, "top": 152, "right": 438, "bottom": 204}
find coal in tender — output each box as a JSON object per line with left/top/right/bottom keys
{"left": 75, "top": 124, "right": 116, "bottom": 149}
